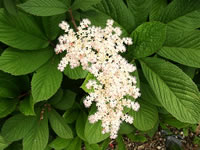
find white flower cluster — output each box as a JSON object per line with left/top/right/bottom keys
{"left": 55, "top": 19, "right": 141, "bottom": 139}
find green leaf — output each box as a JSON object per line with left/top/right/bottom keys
{"left": 94, "top": 0, "right": 136, "bottom": 33}
{"left": 0, "top": 47, "right": 53, "bottom": 75}
{"left": 140, "top": 82, "right": 162, "bottom": 106}
{"left": 66, "top": 137, "right": 81, "bottom": 150}
{"left": 127, "top": 133, "right": 147, "bottom": 143}
{"left": 130, "top": 22, "right": 166, "bottom": 58}
{"left": 116, "top": 135, "right": 126, "bottom": 150}
{"left": 167, "top": 9, "right": 200, "bottom": 32}
{"left": 53, "top": 90, "right": 76, "bottom": 110}
{"left": 48, "top": 109, "right": 73, "bottom": 139}
{"left": 63, "top": 109, "right": 79, "bottom": 124}
{"left": 72, "top": 0, "right": 102, "bottom": 11}
{"left": 18, "top": 0, "right": 69, "bottom": 16}
{"left": 3, "top": 0, "right": 17, "bottom": 16}
{"left": 23, "top": 115, "right": 49, "bottom": 150}
{"left": 129, "top": 101, "right": 158, "bottom": 131}
{"left": 126, "top": 0, "right": 152, "bottom": 26}
{"left": 0, "top": 79, "right": 19, "bottom": 98}
{"left": 139, "top": 57, "right": 200, "bottom": 123}
{"left": 85, "top": 143, "right": 101, "bottom": 150}
{"left": 84, "top": 106, "right": 109, "bottom": 144}
{"left": 0, "top": 9, "right": 48, "bottom": 50}
{"left": 158, "top": 47, "right": 200, "bottom": 68}
{"left": 42, "top": 14, "right": 66, "bottom": 40}
{"left": 31, "top": 57, "right": 63, "bottom": 103}
{"left": 118, "top": 122, "right": 135, "bottom": 135}
{"left": 49, "top": 137, "right": 72, "bottom": 150}
{"left": 0, "top": 98, "right": 17, "bottom": 118}
{"left": 0, "top": 135, "right": 9, "bottom": 150}
{"left": 1, "top": 114, "right": 36, "bottom": 142}
{"left": 64, "top": 65, "right": 88, "bottom": 80}
{"left": 19, "top": 95, "right": 35, "bottom": 116}
{"left": 76, "top": 112, "right": 87, "bottom": 141}
{"left": 149, "top": 0, "right": 167, "bottom": 21}
{"left": 157, "top": 0, "right": 200, "bottom": 23}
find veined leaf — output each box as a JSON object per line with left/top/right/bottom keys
{"left": 3, "top": 0, "right": 17, "bottom": 16}
{"left": 71, "top": 0, "right": 102, "bottom": 11}
{"left": 18, "top": 0, "right": 69, "bottom": 16}
{"left": 0, "top": 9, "right": 48, "bottom": 50}
{"left": 66, "top": 137, "right": 81, "bottom": 150}
{"left": 23, "top": 115, "right": 49, "bottom": 150}
{"left": 158, "top": 0, "right": 200, "bottom": 23}
{"left": 126, "top": 0, "right": 152, "bottom": 26}
{"left": 19, "top": 95, "right": 35, "bottom": 116}
{"left": 1, "top": 114, "right": 36, "bottom": 142}
{"left": 76, "top": 111, "right": 87, "bottom": 141}
{"left": 31, "top": 57, "right": 63, "bottom": 103}
{"left": 52, "top": 90, "right": 76, "bottom": 110}
{"left": 0, "top": 47, "right": 53, "bottom": 76}
{"left": 85, "top": 143, "right": 101, "bottom": 150}
{"left": 49, "top": 137, "right": 72, "bottom": 150}
{"left": 48, "top": 109, "right": 73, "bottom": 139}
{"left": 64, "top": 65, "right": 88, "bottom": 80}
{"left": 150, "top": 0, "right": 167, "bottom": 21}
{"left": 129, "top": 101, "right": 158, "bottom": 131}
{"left": 158, "top": 47, "right": 200, "bottom": 68}
{"left": 140, "top": 57, "right": 200, "bottom": 123}
{"left": 0, "top": 98, "right": 17, "bottom": 118}
{"left": 116, "top": 135, "right": 126, "bottom": 150}
{"left": 42, "top": 14, "right": 66, "bottom": 40}
{"left": 0, "top": 135, "right": 9, "bottom": 150}
{"left": 84, "top": 106, "right": 109, "bottom": 144}
{"left": 0, "top": 79, "right": 19, "bottom": 98}
{"left": 130, "top": 22, "right": 166, "bottom": 58}
{"left": 93, "top": 0, "right": 136, "bottom": 33}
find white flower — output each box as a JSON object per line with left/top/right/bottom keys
{"left": 55, "top": 18, "right": 141, "bottom": 139}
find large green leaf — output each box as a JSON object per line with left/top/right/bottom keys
{"left": 149, "top": 0, "right": 167, "bottom": 21}
{"left": 140, "top": 57, "right": 200, "bottom": 123}
{"left": 126, "top": 0, "right": 152, "bottom": 26}
{"left": 140, "top": 82, "right": 161, "bottom": 106}
{"left": 157, "top": 0, "right": 200, "bottom": 23}
{"left": 19, "top": 95, "right": 35, "bottom": 116}
{"left": 85, "top": 143, "right": 101, "bottom": 150}
{"left": 3, "top": 0, "right": 17, "bottom": 16}
{"left": 93, "top": 0, "right": 136, "bottom": 33}
{"left": 71, "top": 0, "right": 102, "bottom": 11}
{"left": 49, "top": 137, "right": 72, "bottom": 150}
{"left": 158, "top": 47, "right": 200, "bottom": 68}
{"left": 0, "top": 135, "right": 9, "bottom": 150}
{"left": 0, "top": 47, "right": 53, "bottom": 75}
{"left": 42, "top": 14, "right": 66, "bottom": 40}
{"left": 31, "top": 57, "right": 63, "bottom": 103}
{"left": 18, "top": 0, "right": 69, "bottom": 16}
{"left": 0, "top": 79, "right": 19, "bottom": 98}
{"left": 66, "top": 137, "right": 81, "bottom": 150}
{"left": 84, "top": 106, "right": 109, "bottom": 144}
{"left": 129, "top": 101, "right": 158, "bottom": 131}
{"left": 1, "top": 114, "right": 36, "bottom": 142}
{"left": 64, "top": 65, "right": 88, "bottom": 80}
{"left": 76, "top": 111, "right": 87, "bottom": 141}
{"left": 48, "top": 109, "right": 73, "bottom": 139}
{"left": 130, "top": 22, "right": 166, "bottom": 58}
{"left": 116, "top": 135, "right": 126, "bottom": 150}
{"left": 0, "top": 9, "right": 48, "bottom": 50}
{"left": 52, "top": 90, "right": 76, "bottom": 110}
{"left": 23, "top": 115, "right": 49, "bottom": 150}
{"left": 0, "top": 98, "right": 17, "bottom": 118}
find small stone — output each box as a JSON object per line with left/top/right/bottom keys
{"left": 138, "top": 145, "right": 144, "bottom": 150}
{"left": 157, "top": 146, "right": 161, "bottom": 150}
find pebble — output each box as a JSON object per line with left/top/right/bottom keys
{"left": 157, "top": 146, "right": 161, "bottom": 150}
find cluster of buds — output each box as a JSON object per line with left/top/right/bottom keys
{"left": 55, "top": 19, "right": 141, "bottom": 139}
